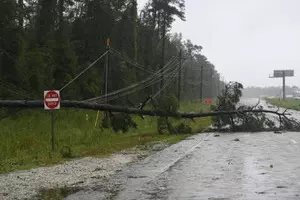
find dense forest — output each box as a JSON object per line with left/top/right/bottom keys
{"left": 0, "top": 0, "right": 223, "bottom": 105}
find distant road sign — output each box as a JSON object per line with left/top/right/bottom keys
{"left": 273, "top": 70, "right": 294, "bottom": 77}
{"left": 44, "top": 90, "right": 60, "bottom": 110}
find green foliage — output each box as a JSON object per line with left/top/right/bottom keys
{"left": 157, "top": 117, "right": 169, "bottom": 134}
{"left": 0, "top": 0, "right": 223, "bottom": 173}
{"left": 175, "top": 122, "right": 192, "bottom": 134}
{"left": 157, "top": 95, "right": 179, "bottom": 113}
{"left": 266, "top": 98, "right": 300, "bottom": 111}
{"left": 213, "top": 82, "right": 243, "bottom": 128}
{"left": 60, "top": 146, "right": 73, "bottom": 158}
{"left": 110, "top": 113, "right": 137, "bottom": 133}
{"left": 155, "top": 95, "right": 180, "bottom": 134}
{"left": 101, "top": 113, "right": 137, "bottom": 133}
{"left": 0, "top": 105, "right": 210, "bottom": 174}
{"left": 234, "top": 105, "right": 276, "bottom": 132}
{"left": 0, "top": 0, "right": 222, "bottom": 103}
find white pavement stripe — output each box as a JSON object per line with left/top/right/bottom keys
{"left": 159, "top": 133, "right": 213, "bottom": 174}
{"left": 290, "top": 139, "right": 297, "bottom": 144}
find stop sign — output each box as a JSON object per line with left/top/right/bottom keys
{"left": 44, "top": 90, "right": 60, "bottom": 110}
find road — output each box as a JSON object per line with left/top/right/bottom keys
{"left": 66, "top": 99, "right": 300, "bottom": 200}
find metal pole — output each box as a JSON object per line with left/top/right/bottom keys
{"left": 282, "top": 72, "right": 286, "bottom": 100}
{"left": 51, "top": 111, "right": 55, "bottom": 151}
{"left": 177, "top": 49, "right": 182, "bottom": 106}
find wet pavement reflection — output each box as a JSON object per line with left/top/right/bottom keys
{"left": 67, "top": 132, "right": 300, "bottom": 200}
{"left": 67, "top": 99, "right": 300, "bottom": 200}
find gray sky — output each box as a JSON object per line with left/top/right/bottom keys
{"left": 137, "top": 0, "right": 300, "bottom": 87}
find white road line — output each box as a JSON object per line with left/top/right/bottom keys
{"left": 290, "top": 139, "right": 297, "bottom": 144}
{"left": 159, "top": 133, "right": 213, "bottom": 175}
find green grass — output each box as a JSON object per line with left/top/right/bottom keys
{"left": 266, "top": 98, "right": 300, "bottom": 111}
{"left": 179, "top": 100, "right": 212, "bottom": 113}
{"left": 0, "top": 101, "right": 211, "bottom": 174}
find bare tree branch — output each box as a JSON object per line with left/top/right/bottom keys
{"left": 251, "top": 99, "right": 260, "bottom": 110}
{"left": 283, "top": 108, "right": 289, "bottom": 115}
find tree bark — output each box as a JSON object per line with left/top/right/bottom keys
{"left": 18, "top": 0, "right": 24, "bottom": 28}
{"left": 0, "top": 100, "right": 288, "bottom": 119}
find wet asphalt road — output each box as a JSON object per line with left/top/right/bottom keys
{"left": 67, "top": 99, "right": 300, "bottom": 200}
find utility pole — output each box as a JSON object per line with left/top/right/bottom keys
{"left": 200, "top": 64, "right": 203, "bottom": 101}
{"left": 160, "top": 14, "right": 166, "bottom": 94}
{"left": 210, "top": 68, "right": 213, "bottom": 99}
{"left": 217, "top": 78, "right": 220, "bottom": 97}
{"left": 282, "top": 71, "right": 286, "bottom": 100}
{"left": 105, "top": 38, "right": 110, "bottom": 104}
{"left": 177, "top": 49, "right": 182, "bottom": 106}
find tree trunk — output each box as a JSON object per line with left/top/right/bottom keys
{"left": 18, "top": 0, "right": 24, "bottom": 28}
{"left": 58, "top": 0, "right": 64, "bottom": 38}
{"left": 0, "top": 100, "right": 289, "bottom": 120}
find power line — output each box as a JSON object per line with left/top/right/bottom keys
{"left": 109, "top": 48, "right": 156, "bottom": 74}
{"left": 94, "top": 57, "right": 187, "bottom": 104}
{"left": 84, "top": 56, "right": 179, "bottom": 102}
{"left": 109, "top": 48, "right": 178, "bottom": 77}
{"left": 93, "top": 59, "right": 182, "bottom": 103}
{"left": 60, "top": 50, "right": 109, "bottom": 91}
{"left": 143, "top": 59, "right": 189, "bottom": 107}
{"left": 153, "top": 59, "right": 189, "bottom": 99}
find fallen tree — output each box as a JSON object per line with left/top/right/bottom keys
{"left": 1, "top": 80, "right": 300, "bottom": 133}
{"left": 0, "top": 98, "right": 299, "bottom": 132}
{"left": 0, "top": 100, "right": 293, "bottom": 119}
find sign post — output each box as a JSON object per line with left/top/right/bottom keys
{"left": 44, "top": 90, "right": 60, "bottom": 151}
{"left": 269, "top": 70, "right": 294, "bottom": 100}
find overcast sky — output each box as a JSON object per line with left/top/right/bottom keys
{"left": 137, "top": 0, "right": 300, "bottom": 87}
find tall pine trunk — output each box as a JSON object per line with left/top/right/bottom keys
{"left": 18, "top": 0, "right": 24, "bottom": 28}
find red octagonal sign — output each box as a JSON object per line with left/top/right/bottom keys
{"left": 44, "top": 90, "right": 60, "bottom": 110}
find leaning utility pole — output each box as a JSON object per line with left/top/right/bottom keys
{"left": 177, "top": 49, "right": 182, "bottom": 105}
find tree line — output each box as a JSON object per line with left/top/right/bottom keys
{"left": 242, "top": 86, "right": 299, "bottom": 98}
{"left": 0, "top": 0, "right": 224, "bottom": 105}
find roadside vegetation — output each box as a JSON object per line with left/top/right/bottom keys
{"left": 266, "top": 98, "right": 300, "bottom": 111}
{"left": 0, "top": 101, "right": 211, "bottom": 174}
{"left": 1, "top": 0, "right": 222, "bottom": 175}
